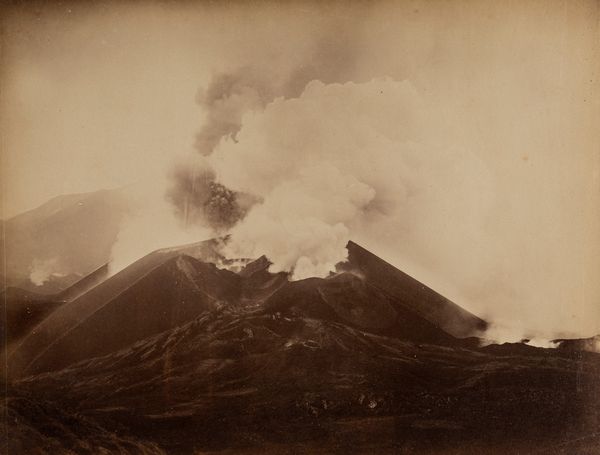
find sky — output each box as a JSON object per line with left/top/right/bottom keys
{"left": 1, "top": 0, "right": 599, "bottom": 339}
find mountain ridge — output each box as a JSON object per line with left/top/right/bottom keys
{"left": 9, "top": 239, "right": 485, "bottom": 379}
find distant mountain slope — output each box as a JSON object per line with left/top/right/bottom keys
{"left": 2, "top": 189, "right": 131, "bottom": 292}
{"left": 3, "top": 273, "right": 84, "bottom": 296}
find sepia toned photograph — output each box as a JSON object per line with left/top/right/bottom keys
{"left": 1, "top": 1, "right": 599, "bottom": 453}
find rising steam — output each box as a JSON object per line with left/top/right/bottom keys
{"left": 29, "top": 257, "right": 63, "bottom": 286}
{"left": 208, "top": 78, "right": 492, "bottom": 283}
{"left": 166, "top": 25, "right": 362, "bottom": 230}
{"left": 102, "top": 5, "right": 598, "bottom": 342}
{"left": 108, "top": 180, "right": 212, "bottom": 275}
{"left": 110, "top": 27, "right": 363, "bottom": 275}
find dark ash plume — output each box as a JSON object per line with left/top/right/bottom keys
{"left": 194, "top": 67, "right": 275, "bottom": 156}
{"left": 166, "top": 162, "right": 250, "bottom": 231}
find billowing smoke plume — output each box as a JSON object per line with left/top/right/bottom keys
{"left": 193, "top": 29, "right": 360, "bottom": 157}
{"left": 202, "top": 74, "right": 598, "bottom": 343}
{"left": 208, "top": 78, "right": 493, "bottom": 284}
{"left": 194, "top": 67, "right": 276, "bottom": 156}
{"left": 167, "top": 27, "right": 362, "bottom": 231}
{"left": 111, "top": 26, "right": 365, "bottom": 274}
{"left": 7, "top": 2, "right": 597, "bottom": 342}
{"left": 100, "top": 5, "right": 597, "bottom": 342}
{"left": 173, "top": 53, "right": 594, "bottom": 341}
{"left": 165, "top": 158, "right": 253, "bottom": 231}
{"left": 165, "top": 71, "right": 269, "bottom": 229}
{"left": 161, "top": 33, "right": 597, "bottom": 342}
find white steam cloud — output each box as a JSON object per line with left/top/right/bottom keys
{"left": 52, "top": 2, "right": 594, "bottom": 341}
{"left": 225, "top": 164, "right": 375, "bottom": 280}
{"left": 29, "top": 258, "right": 64, "bottom": 286}
{"left": 209, "top": 78, "right": 493, "bottom": 283}
{"left": 481, "top": 321, "right": 559, "bottom": 348}
{"left": 108, "top": 180, "right": 212, "bottom": 275}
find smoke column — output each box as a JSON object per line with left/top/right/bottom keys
{"left": 168, "top": 13, "right": 599, "bottom": 341}
{"left": 208, "top": 77, "right": 494, "bottom": 283}
{"left": 166, "top": 25, "right": 363, "bottom": 230}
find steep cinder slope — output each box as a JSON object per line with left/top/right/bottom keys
{"left": 238, "top": 256, "right": 289, "bottom": 302}
{"left": 341, "top": 241, "right": 487, "bottom": 338}
{"left": 264, "top": 272, "right": 457, "bottom": 345}
{"left": 23, "top": 256, "right": 240, "bottom": 376}
{"left": 56, "top": 263, "right": 110, "bottom": 302}
{"left": 8, "top": 239, "right": 232, "bottom": 378}
{"left": 9, "top": 239, "right": 485, "bottom": 378}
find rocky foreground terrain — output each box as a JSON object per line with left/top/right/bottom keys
{"left": 3, "top": 241, "right": 599, "bottom": 454}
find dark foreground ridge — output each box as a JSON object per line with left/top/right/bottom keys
{"left": 4, "top": 241, "right": 600, "bottom": 454}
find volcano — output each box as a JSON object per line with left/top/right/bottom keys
{"left": 6, "top": 241, "right": 600, "bottom": 454}
{"left": 8, "top": 240, "right": 483, "bottom": 378}
{"left": 8, "top": 238, "right": 228, "bottom": 377}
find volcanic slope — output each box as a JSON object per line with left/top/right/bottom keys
{"left": 7, "top": 241, "right": 600, "bottom": 453}
{"left": 341, "top": 241, "right": 486, "bottom": 338}
{"left": 11, "top": 240, "right": 488, "bottom": 378}
{"left": 8, "top": 239, "right": 229, "bottom": 378}
{"left": 1, "top": 288, "right": 63, "bottom": 355}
